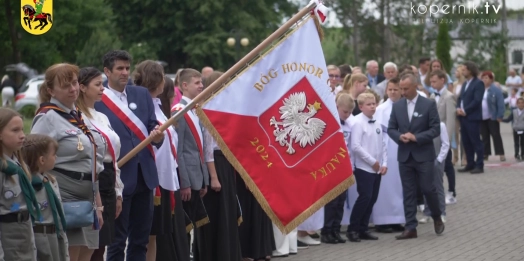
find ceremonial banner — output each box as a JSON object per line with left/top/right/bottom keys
{"left": 197, "top": 16, "right": 353, "bottom": 232}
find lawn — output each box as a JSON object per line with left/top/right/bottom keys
{"left": 23, "top": 117, "right": 33, "bottom": 134}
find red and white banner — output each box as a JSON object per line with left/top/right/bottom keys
{"left": 196, "top": 17, "right": 353, "bottom": 232}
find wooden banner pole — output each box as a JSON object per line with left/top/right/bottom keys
{"left": 117, "top": 2, "right": 318, "bottom": 167}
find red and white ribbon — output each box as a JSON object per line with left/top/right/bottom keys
{"left": 309, "top": 0, "right": 328, "bottom": 23}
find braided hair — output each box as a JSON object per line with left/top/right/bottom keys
{"left": 21, "top": 134, "right": 59, "bottom": 182}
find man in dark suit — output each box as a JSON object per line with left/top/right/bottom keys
{"left": 388, "top": 73, "right": 445, "bottom": 240}
{"left": 456, "top": 61, "right": 484, "bottom": 174}
{"left": 96, "top": 50, "right": 164, "bottom": 261}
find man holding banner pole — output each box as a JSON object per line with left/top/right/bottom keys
{"left": 96, "top": 50, "right": 165, "bottom": 261}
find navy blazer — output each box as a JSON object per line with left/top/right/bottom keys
{"left": 457, "top": 77, "right": 484, "bottom": 121}
{"left": 388, "top": 96, "right": 441, "bottom": 163}
{"left": 95, "top": 85, "right": 160, "bottom": 195}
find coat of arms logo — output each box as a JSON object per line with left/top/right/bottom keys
{"left": 269, "top": 92, "right": 326, "bottom": 154}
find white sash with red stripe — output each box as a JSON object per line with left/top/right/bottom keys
{"left": 171, "top": 103, "right": 204, "bottom": 162}
{"left": 86, "top": 116, "right": 118, "bottom": 180}
{"left": 155, "top": 105, "right": 180, "bottom": 191}
{"left": 102, "top": 88, "right": 155, "bottom": 157}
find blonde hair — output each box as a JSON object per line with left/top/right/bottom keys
{"left": 364, "top": 89, "right": 380, "bottom": 104}
{"left": 0, "top": 108, "right": 31, "bottom": 181}
{"left": 39, "top": 63, "right": 80, "bottom": 103}
{"left": 336, "top": 92, "right": 355, "bottom": 112}
{"left": 357, "top": 92, "right": 376, "bottom": 105}
{"left": 342, "top": 73, "right": 367, "bottom": 93}
{"left": 21, "top": 134, "right": 59, "bottom": 178}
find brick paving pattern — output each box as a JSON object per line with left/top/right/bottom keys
{"left": 286, "top": 123, "right": 524, "bottom": 261}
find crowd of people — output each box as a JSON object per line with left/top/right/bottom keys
{"left": 1, "top": 49, "right": 524, "bottom": 261}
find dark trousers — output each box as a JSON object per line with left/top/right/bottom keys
{"left": 321, "top": 190, "right": 347, "bottom": 235}
{"left": 513, "top": 130, "right": 524, "bottom": 157}
{"left": 107, "top": 168, "right": 154, "bottom": 261}
{"left": 480, "top": 119, "right": 505, "bottom": 156}
{"left": 347, "top": 169, "right": 381, "bottom": 233}
{"left": 399, "top": 156, "right": 441, "bottom": 230}
{"left": 444, "top": 148, "right": 456, "bottom": 196}
{"left": 460, "top": 118, "right": 484, "bottom": 169}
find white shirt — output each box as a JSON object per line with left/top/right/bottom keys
{"left": 153, "top": 98, "right": 180, "bottom": 191}
{"left": 461, "top": 79, "right": 473, "bottom": 109}
{"left": 416, "top": 90, "right": 427, "bottom": 98}
{"left": 350, "top": 113, "right": 388, "bottom": 174}
{"left": 108, "top": 85, "right": 128, "bottom": 104}
{"left": 434, "top": 88, "right": 445, "bottom": 104}
{"left": 203, "top": 128, "right": 220, "bottom": 163}
{"left": 407, "top": 94, "right": 419, "bottom": 122}
{"left": 85, "top": 108, "right": 124, "bottom": 197}
{"left": 437, "top": 122, "right": 450, "bottom": 163}
{"left": 505, "top": 95, "right": 518, "bottom": 108}
{"left": 419, "top": 69, "right": 427, "bottom": 84}
{"left": 506, "top": 76, "right": 522, "bottom": 87}
{"left": 481, "top": 89, "right": 492, "bottom": 120}
{"left": 346, "top": 114, "right": 357, "bottom": 170}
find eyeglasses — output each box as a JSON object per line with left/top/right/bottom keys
{"left": 329, "top": 74, "right": 340, "bottom": 79}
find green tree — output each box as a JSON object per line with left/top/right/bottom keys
{"left": 1, "top": 0, "right": 117, "bottom": 75}
{"left": 435, "top": 22, "right": 452, "bottom": 73}
{"left": 107, "top": 0, "right": 297, "bottom": 72}
{"left": 322, "top": 28, "right": 353, "bottom": 65}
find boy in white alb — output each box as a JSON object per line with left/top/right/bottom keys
{"left": 346, "top": 93, "right": 387, "bottom": 242}
{"left": 321, "top": 93, "right": 355, "bottom": 244}
{"left": 419, "top": 122, "right": 449, "bottom": 223}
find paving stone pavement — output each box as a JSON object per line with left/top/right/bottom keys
{"left": 286, "top": 123, "right": 524, "bottom": 261}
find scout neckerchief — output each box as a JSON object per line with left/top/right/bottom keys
{"left": 2, "top": 160, "right": 41, "bottom": 223}
{"left": 31, "top": 174, "right": 67, "bottom": 235}
{"left": 36, "top": 102, "right": 100, "bottom": 229}
{"left": 36, "top": 103, "right": 96, "bottom": 146}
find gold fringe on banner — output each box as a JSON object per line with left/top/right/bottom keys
{"left": 196, "top": 107, "right": 355, "bottom": 234}
{"left": 192, "top": 14, "right": 346, "bottom": 234}
{"left": 312, "top": 14, "right": 324, "bottom": 42}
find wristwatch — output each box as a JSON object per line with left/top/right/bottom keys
{"left": 116, "top": 195, "right": 123, "bottom": 201}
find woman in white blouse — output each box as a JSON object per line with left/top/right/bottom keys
{"left": 132, "top": 61, "right": 181, "bottom": 261}
{"left": 76, "top": 67, "right": 124, "bottom": 261}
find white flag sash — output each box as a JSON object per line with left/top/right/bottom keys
{"left": 101, "top": 89, "right": 155, "bottom": 157}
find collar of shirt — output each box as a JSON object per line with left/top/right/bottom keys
{"left": 519, "top": 109, "right": 524, "bottom": 115}
{"left": 407, "top": 94, "right": 419, "bottom": 105}
{"left": 153, "top": 97, "right": 161, "bottom": 106}
{"left": 50, "top": 97, "right": 74, "bottom": 112}
{"left": 367, "top": 74, "right": 377, "bottom": 83}
{"left": 108, "top": 85, "right": 127, "bottom": 99}
{"left": 181, "top": 96, "right": 192, "bottom": 104}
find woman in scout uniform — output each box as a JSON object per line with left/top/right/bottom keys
{"left": 30, "top": 63, "right": 106, "bottom": 261}
{"left": 131, "top": 60, "right": 178, "bottom": 261}
{"left": 0, "top": 108, "right": 41, "bottom": 261}
{"left": 22, "top": 134, "right": 69, "bottom": 261}
{"left": 75, "top": 67, "right": 125, "bottom": 261}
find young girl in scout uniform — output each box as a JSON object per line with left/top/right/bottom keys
{"left": 0, "top": 108, "right": 41, "bottom": 261}
{"left": 22, "top": 134, "right": 69, "bottom": 261}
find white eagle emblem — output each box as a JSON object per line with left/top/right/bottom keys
{"left": 269, "top": 92, "right": 326, "bottom": 155}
